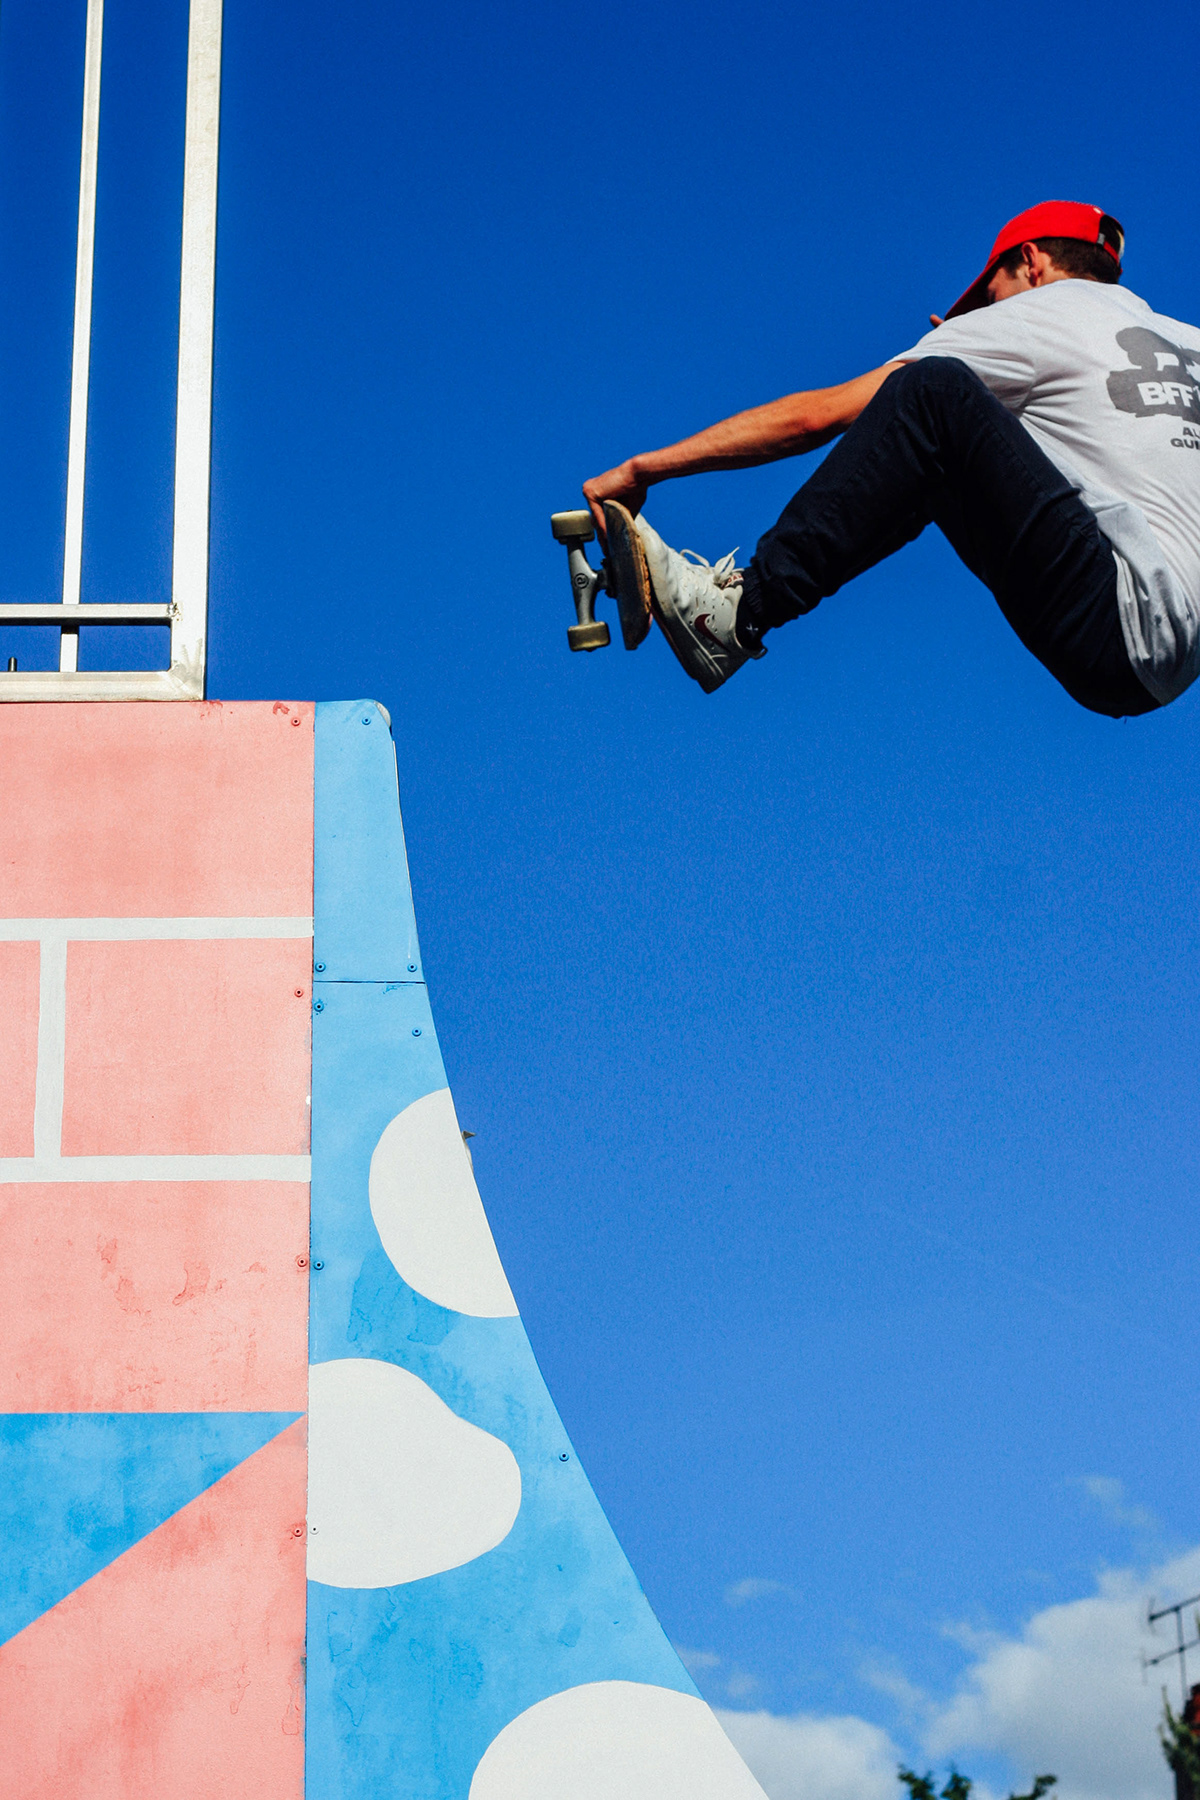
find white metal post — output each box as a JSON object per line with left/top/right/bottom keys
{"left": 59, "top": 0, "right": 104, "bottom": 671}
{"left": 170, "top": 0, "right": 224, "bottom": 697}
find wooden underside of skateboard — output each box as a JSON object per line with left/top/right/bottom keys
{"left": 550, "top": 502, "right": 652, "bottom": 653}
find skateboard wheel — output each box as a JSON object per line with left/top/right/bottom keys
{"left": 568, "top": 620, "right": 610, "bottom": 652}
{"left": 551, "top": 510, "right": 595, "bottom": 543}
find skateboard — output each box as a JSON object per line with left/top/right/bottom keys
{"left": 550, "top": 502, "right": 652, "bottom": 653}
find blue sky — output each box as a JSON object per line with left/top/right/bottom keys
{"left": 0, "top": 1, "right": 1196, "bottom": 1795}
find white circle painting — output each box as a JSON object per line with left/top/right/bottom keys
{"left": 468, "top": 1681, "right": 769, "bottom": 1799}
{"left": 369, "top": 1087, "right": 519, "bottom": 1317}
{"left": 307, "top": 1357, "right": 521, "bottom": 1588}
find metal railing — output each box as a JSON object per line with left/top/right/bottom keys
{"left": 0, "top": 0, "right": 222, "bottom": 701}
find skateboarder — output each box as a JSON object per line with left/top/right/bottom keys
{"left": 582, "top": 202, "right": 1200, "bottom": 716}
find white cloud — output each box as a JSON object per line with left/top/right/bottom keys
{"left": 676, "top": 1647, "right": 722, "bottom": 1673}
{"left": 716, "top": 1708, "right": 902, "bottom": 1800}
{"left": 725, "top": 1578, "right": 796, "bottom": 1608}
{"left": 715, "top": 1544, "right": 1200, "bottom": 1800}
{"left": 922, "top": 1544, "right": 1200, "bottom": 1800}
{"left": 673, "top": 1646, "right": 764, "bottom": 1702}
{"left": 1076, "top": 1476, "right": 1159, "bottom": 1535}
{"left": 727, "top": 1671, "right": 764, "bottom": 1701}
{"left": 860, "top": 1658, "right": 930, "bottom": 1715}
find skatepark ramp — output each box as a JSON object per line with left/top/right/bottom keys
{"left": 0, "top": 698, "right": 769, "bottom": 1798}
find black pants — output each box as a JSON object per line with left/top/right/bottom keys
{"left": 739, "top": 356, "right": 1158, "bottom": 718}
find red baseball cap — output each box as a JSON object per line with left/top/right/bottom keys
{"left": 945, "top": 201, "right": 1124, "bottom": 319}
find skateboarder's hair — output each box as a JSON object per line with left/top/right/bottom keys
{"left": 994, "top": 225, "right": 1123, "bottom": 286}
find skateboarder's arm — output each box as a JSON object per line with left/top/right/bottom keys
{"left": 583, "top": 362, "right": 903, "bottom": 530}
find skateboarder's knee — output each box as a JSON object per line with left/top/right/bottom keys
{"left": 890, "top": 355, "right": 988, "bottom": 404}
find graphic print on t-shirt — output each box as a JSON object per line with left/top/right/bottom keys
{"left": 1107, "top": 327, "right": 1200, "bottom": 421}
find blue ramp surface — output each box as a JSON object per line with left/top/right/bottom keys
{"left": 308, "top": 703, "right": 763, "bottom": 1800}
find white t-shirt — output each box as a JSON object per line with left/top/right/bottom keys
{"left": 898, "top": 281, "right": 1200, "bottom": 704}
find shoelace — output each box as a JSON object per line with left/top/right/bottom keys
{"left": 680, "top": 547, "right": 742, "bottom": 588}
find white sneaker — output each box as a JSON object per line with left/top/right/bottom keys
{"left": 635, "top": 516, "right": 766, "bottom": 694}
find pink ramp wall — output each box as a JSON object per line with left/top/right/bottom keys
{"left": 0, "top": 700, "right": 313, "bottom": 917}
{"left": 0, "top": 1182, "right": 309, "bottom": 1413}
{"left": 62, "top": 939, "right": 313, "bottom": 1156}
{"left": 0, "top": 703, "right": 313, "bottom": 1795}
{"left": 0, "top": 942, "right": 38, "bottom": 1156}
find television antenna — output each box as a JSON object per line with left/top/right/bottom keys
{"left": 1145, "top": 1594, "right": 1200, "bottom": 1706}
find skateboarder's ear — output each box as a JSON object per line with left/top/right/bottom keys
{"left": 992, "top": 233, "right": 1122, "bottom": 291}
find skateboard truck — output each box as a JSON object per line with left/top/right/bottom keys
{"left": 551, "top": 511, "right": 610, "bottom": 652}
{"left": 551, "top": 503, "right": 652, "bottom": 654}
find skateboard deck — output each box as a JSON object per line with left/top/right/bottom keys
{"left": 603, "top": 501, "right": 652, "bottom": 650}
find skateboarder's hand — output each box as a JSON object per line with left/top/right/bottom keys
{"left": 583, "top": 463, "right": 647, "bottom": 539}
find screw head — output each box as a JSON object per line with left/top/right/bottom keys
{"left": 312, "top": 1259, "right": 324, "bottom": 1270}
{"left": 407, "top": 962, "right": 418, "bottom": 972}
{"left": 313, "top": 999, "right": 324, "bottom": 1012}
{"left": 296, "top": 1255, "right": 308, "bottom": 1267}
{"left": 294, "top": 988, "right": 305, "bottom": 998}
{"left": 361, "top": 715, "right": 371, "bottom": 725}
{"left": 291, "top": 716, "right": 301, "bottom": 727}
{"left": 412, "top": 1026, "right": 422, "bottom": 1037}
{"left": 314, "top": 961, "right": 326, "bottom": 973}
{"left": 558, "top": 1452, "right": 569, "bottom": 1462}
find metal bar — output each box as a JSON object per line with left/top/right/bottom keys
{"left": 1181, "top": 1610, "right": 1189, "bottom": 1703}
{"left": 1146, "top": 1639, "right": 1200, "bottom": 1669}
{"left": 0, "top": 669, "right": 201, "bottom": 702}
{"left": 170, "top": 0, "right": 223, "bottom": 698}
{"left": 1150, "top": 1595, "right": 1200, "bottom": 1623}
{"left": 59, "top": 0, "right": 105, "bottom": 672}
{"left": 0, "top": 604, "right": 173, "bottom": 623}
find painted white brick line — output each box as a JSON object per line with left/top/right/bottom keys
{"left": 0, "top": 916, "right": 314, "bottom": 1183}
{"left": 0, "top": 917, "right": 314, "bottom": 941}
{"left": 32, "top": 932, "right": 68, "bottom": 1164}
{"left": 0, "top": 1154, "right": 311, "bottom": 1183}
